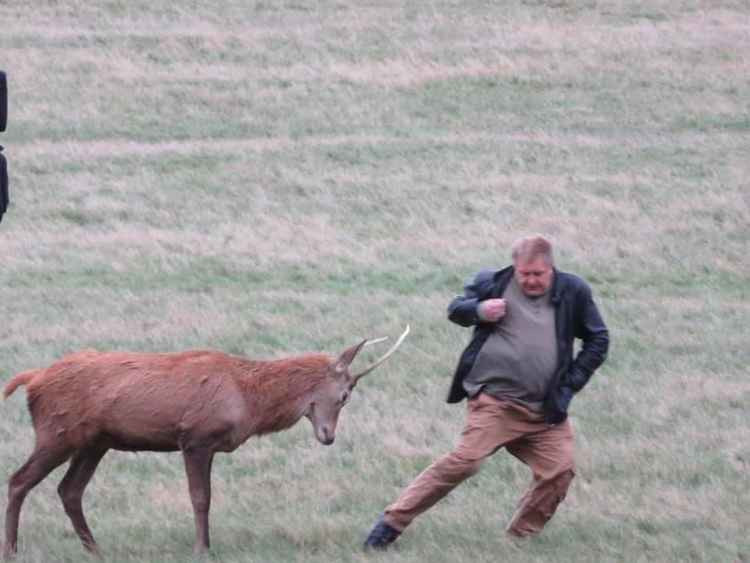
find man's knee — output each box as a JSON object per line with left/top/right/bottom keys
{"left": 440, "top": 451, "right": 483, "bottom": 480}
{"left": 552, "top": 467, "right": 575, "bottom": 501}
{"left": 556, "top": 467, "right": 575, "bottom": 486}
{"left": 531, "top": 467, "right": 575, "bottom": 508}
{"left": 536, "top": 467, "right": 574, "bottom": 512}
{"left": 507, "top": 467, "right": 576, "bottom": 537}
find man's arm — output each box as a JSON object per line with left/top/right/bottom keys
{"left": 447, "top": 269, "right": 504, "bottom": 327}
{"left": 565, "top": 282, "right": 609, "bottom": 392}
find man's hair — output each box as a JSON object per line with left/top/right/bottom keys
{"left": 511, "top": 234, "right": 554, "bottom": 266}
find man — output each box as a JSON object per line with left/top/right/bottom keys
{"left": 364, "top": 235, "right": 609, "bottom": 549}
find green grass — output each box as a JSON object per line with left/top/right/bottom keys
{"left": 1, "top": 0, "right": 749, "bottom": 561}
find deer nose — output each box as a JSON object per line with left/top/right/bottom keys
{"left": 319, "top": 427, "right": 335, "bottom": 445}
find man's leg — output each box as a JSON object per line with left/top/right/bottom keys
{"left": 505, "top": 418, "right": 576, "bottom": 537}
{"left": 364, "top": 395, "right": 507, "bottom": 549}
{"left": 382, "top": 394, "right": 525, "bottom": 531}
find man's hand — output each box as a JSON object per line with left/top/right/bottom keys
{"left": 477, "top": 298, "right": 506, "bottom": 322}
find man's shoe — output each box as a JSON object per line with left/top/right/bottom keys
{"left": 363, "top": 514, "right": 401, "bottom": 551}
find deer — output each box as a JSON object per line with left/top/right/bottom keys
{"left": 2, "top": 326, "right": 409, "bottom": 559}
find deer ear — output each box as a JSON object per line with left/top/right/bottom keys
{"left": 333, "top": 339, "right": 367, "bottom": 375}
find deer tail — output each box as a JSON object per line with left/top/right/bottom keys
{"left": 3, "top": 369, "right": 42, "bottom": 399}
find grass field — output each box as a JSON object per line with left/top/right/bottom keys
{"left": 1, "top": 1, "right": 748, "bottom": 562}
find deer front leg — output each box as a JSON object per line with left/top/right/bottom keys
{"left": 182, "top": 447, "right": 215, "bottom": 554}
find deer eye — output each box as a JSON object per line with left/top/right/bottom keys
{"left": 339, "top": 391, "right": 350, "bottom": 405}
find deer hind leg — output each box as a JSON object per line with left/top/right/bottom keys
{"left": 182, "top": 447, "right": 215, "bottom": 554}
{"left": 57, "top": 446, "right": 108, "bottom": 556}
{"left": 4, "top": 444, "right": 73, "bottom": 559}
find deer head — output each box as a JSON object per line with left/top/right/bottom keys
{"left": 305, "top": 325, "right": 409, "bottom": 445}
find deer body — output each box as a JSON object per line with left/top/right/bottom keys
{"left": 16, "top": 350, "right": 330, "bottom": 453}
{"left": 2, "top": 327, "right": 409, "bottom": 558}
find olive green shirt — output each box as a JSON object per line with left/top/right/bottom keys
{"left": 462, "top": 276, "right": 557, "bottom": 411}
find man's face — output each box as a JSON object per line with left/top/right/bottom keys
{"left": 514, "top": 256, "right": 553, "bottom": 297}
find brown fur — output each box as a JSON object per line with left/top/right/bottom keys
{"left": 2, "top": 341, "right": 368, "bottom": 558}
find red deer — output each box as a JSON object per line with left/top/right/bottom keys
{"left": 2, "top": 326, "right": 409, "bottom": 558}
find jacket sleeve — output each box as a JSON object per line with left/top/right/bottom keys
{"left": 447, "top": 270, "right": 493, "bottom": 327}
{"left": 565, "top": 282, "right": 609, "bottom": 392}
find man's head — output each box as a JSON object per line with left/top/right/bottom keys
{"left": 511, "top": 235, "right": 555, "bottom": 297}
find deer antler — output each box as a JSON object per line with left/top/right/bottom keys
{"left": 351, "top": 325, "right": 410, "bottom": 384}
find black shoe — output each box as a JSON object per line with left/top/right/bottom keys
{"left": 363, "top": 514, "right": 401, "bottom": 551}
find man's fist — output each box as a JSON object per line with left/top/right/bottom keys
{"left": 477, "top": 299, "right": 506, "bottom": 322}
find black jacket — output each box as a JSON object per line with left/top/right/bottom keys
{"left": 446, "top": 266, "right": 609, "bottom": 424}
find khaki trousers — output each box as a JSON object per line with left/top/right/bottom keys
{"left": 384, "top": 393, "right": 575, "bottom": 537}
